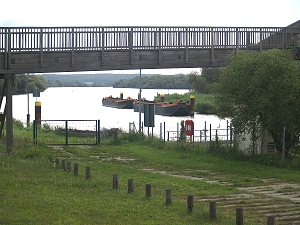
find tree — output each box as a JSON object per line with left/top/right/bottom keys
{"left": 201, "top": 67, "right": 224, "bottom": 84}
{"left": 187, "top": 70, "right": 209, "bottom": 94}
{"left": 213, "top": 49, "right": 300, "bottom": 157}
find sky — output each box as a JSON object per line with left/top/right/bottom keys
{"left": 1, "top": 0, "right": 299, "bottom": 75}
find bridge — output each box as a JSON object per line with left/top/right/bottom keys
{"left": 0, "top": 22, "right": 300, "bottom": 154}
{"left": 1, "top": 25, "right": 300, "bottom": 74}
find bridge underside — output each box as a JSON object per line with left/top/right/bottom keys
{"left": 0, "top": 48, "right": 234, "bottom": 74}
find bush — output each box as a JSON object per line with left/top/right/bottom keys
{"left": 195, "top": 101, "right": 216, "bottom": 114}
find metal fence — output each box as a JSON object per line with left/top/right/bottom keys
{"left": 33, "top": 120, "right": 100, "bottom": 145}
{"left": 163, "top": 121, "right": 233, "bottom": 144}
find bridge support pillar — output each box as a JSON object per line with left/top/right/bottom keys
{"left": 6, "top": 74, "right": 14, "bottom": 155}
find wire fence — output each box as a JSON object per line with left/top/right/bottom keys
{"left": 33, "top": 120, "right": 100, "bottom": 145}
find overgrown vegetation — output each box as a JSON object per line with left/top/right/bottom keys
{"left": 154, "top": 92, "right": 216, "bottom": 114}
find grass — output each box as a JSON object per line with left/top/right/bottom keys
{"left": 2, "top": 121, "right": 300, "bottom": 224}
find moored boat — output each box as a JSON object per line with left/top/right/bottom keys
{"left": 133, "top": 94, "right": 194, "bottom": 116}
{"left": 102, "top": 92, "right": 135, "bottom": 109}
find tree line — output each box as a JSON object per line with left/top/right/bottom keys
{"left": 112, "top": 74, "right": 191, "bottom": 89}
{"left": 0, "top": 74, "right": 48, "bottom": 95}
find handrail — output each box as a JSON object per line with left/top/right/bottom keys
{"left": 1, "top": 26, "right": 299, "bottom": 53}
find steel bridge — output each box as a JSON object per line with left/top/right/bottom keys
{"left": 0, "top": 23, "right": 300, "bottom": 153}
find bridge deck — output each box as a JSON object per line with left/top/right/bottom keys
{"left": 0, "top": 26, "right": 300, "bottom": 73}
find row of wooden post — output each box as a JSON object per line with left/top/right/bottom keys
{"left": 54, "top": 158, "right": 276, "bottom": 224}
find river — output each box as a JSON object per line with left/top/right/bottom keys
{"left": 9, "top": 87, "right": 229, "bottom": 139}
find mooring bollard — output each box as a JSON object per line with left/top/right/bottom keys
{"left": 267, "top": 216, "right": 275, "bottom": 225}
{"left": 113, "top": 174, "right": 118, "bottom": 189}
{"left": 67, "top": 162, "right": 72, "bottom": 172}
{"left": 55, "top": 158, "right": 60, "bottom": 168}
{"left": 86, "top": 166, "right": 90, "bottom": 180}
{"left": 74, "top": 163, "right": 78, "bottom": 176}
{"left": 209, "top": 201, "right": 216, "bottom": 219}
{"left": 128, "top": 178, "right": 134, "bottom": 193}
{"left": 146, "top": 184, "right": 152, "bottom": 198}
{"left": 187, "top": 195, "right": 194, "bottom": 213}
{"left": 166, "top": 189, "right": 172, "bottom": 205}
{"left": 61, "top": 159, "right": 66, "bottom": 171}
{"left": 236, "top": 207, "right": 243, "bottom": 225}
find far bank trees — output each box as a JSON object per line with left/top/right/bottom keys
{"left": 214, "top": 49, "right": 300, "bottom": 157}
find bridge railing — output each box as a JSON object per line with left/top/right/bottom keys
{"left": 0, "top": 26, "right": 299, "bottom": 53}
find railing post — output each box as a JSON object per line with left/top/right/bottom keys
{"left": 129, "top": 27, "right": 133, "bottom": 65}
{"left": 282, "top": 27, "right": 287, "bottom": 50}
{"left": 236, "top": 28, "right": 240, "bottom": 49}
{"left": 210, "top": 27, "right": 214, "bottom": 63}
{"left": 71, "top": 27, "right": 74, "bottom": 67}
{"left": 101, "top": 27, "right": 105, "bottom": 66}
{"left": 39, "top": 29, "right": 44, "bottom": 68}
{"left": 260, "top": 28, "right": 263, "bottom": 51}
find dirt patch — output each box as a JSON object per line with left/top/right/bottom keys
{"left": 91, "top": 155, "right": 136, "bottom": 162}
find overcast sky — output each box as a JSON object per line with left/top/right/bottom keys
{"left": 1, "top": 0, "right": 299, "bottom": 74}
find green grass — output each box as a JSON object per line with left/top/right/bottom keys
{"left": 2, "top": 123, "right": 300, "bottom": 224}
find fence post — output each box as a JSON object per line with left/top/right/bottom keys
{"left": 97, "top": 120, "right": 100, "bottom": 145}
{"left": 86, "top": 166, "right": 90, "bottom": 180}
{"left": 210, "top": 124, "right": 212, "bottom": 141}
{"left": 226, "top": 120, "right": 229, "bottom": 141}
{"left": 146, "top": 184, "right": 152, "bottom": 198}
{"left": 61, "top": 159, "right": 66, "bottom": 171}
{"left": 267, "top": 216, "right": 275, "bottom": 225}
{"left": 67, "top": 161, "right": 72, "bottom": 172}
{"left": 204, "top": 121, "right": 207, "bottom": 141}
{"left": 209, "top": 201, "right": 216, "bottom": 219}
{"left": 74, "top": 163, "right": 78, "bottom": 176}
{"left": 236, "top": 207, "right": 243, "bottom": 225}
{"left": 230, "top": 124, "right": 233, "bottom": 146}
{"left": 128, "top": 178, "right": 134, "bottom": 193}
{"left": 164, "top": 122, "right": 166, "bottom": 143}
{"left": 113, "top": 174, "right": 118, "bottom": 189}
{"left": 187, "top": 195, "right": 193, "bottom": 213}
{"left": 65, "top": 121, "right": 68, "bottom": 145}
{"left": 166, "top": 189, "right": 172, "bottom": 205}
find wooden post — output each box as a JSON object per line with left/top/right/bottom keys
{"left": 86, "top": 166, "right": 90, "bottom": 180}
{"left": 74, "top": 163, "right": 78, "bottom": 176}
{"left": 209, "top": 201, "right": 216, "bottom": 219}
{"left": 236, "top": 207, "right": 243, "bottom": 225}
{"left": 61, "top": 160, "right": 66, "bottom": 171}
{"left": 267, "top": 216, "right": 275, "bottom": 225}
{"left": 128, "top": 178, "right": 134, "bottom": 193}
{"left": 166, "top": 189, "right": 172, "bottom": 205}
{"left": 113, "top": 174, "right": 118, "bottom": 189}
{"left": 6, "top": 74, "right": 14, "bottom": 155}
{"left": 67, "top": 161, "right": 72, "bottom": 172}
{"left": 146, "top": 184, "right": 152, "bottom": 198}
{"left": 55, "top": 158, "right": 60, "bottom": 168}
{"left": 187, "top": 195, "right": 194, "bottom": 213}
